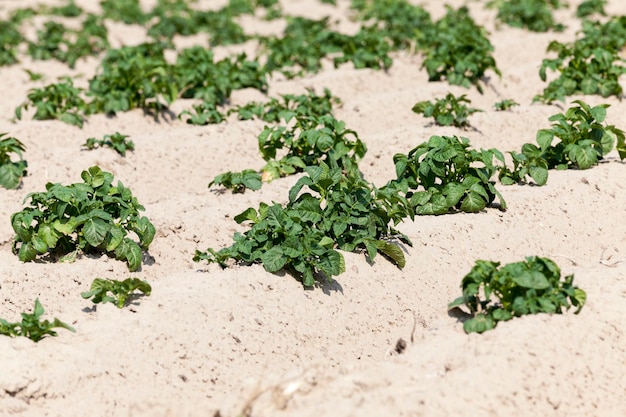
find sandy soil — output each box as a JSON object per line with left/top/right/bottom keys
{"left": 1, "top": 0, "right": 625, "bottom": 416}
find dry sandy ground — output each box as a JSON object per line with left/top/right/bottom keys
{"left": 1, "top": 0, "right": 625, "bottom": 416}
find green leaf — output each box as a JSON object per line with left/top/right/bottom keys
{"left": 375, "top": 240, "right": 405, "bottom": 268}
{"left": 83, "top": 218, "right": 110, "bottom": 247}
{"left": 463, "top": 315, "right": 495, "bottom": 334}
{"left": 261, "top": 246, "right": 287, "bottom": 273}
{"left": 511, "top": 271, "right": 551, "bottom": 290}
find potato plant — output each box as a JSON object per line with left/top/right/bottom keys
{"left": 449, "top": 256, "right": 586, "bottom": 334}
{"left": 81, "top": 278, "right": 152, "bottom": 308}
{"left": 0, "top": 299, "right": 75, "bottom": 342}
{"left": 196, "top": 163, "right": 411, "bottom": 287}
{"left": 15, "top": 77, "right": 87, "bottom": 127}
{"left": 419, "top": 6, "right": 501, "bottom": 93}
{"left": 389, "top": 135, "right": 507, "bottom": 215}
{"left": 11, "top": 166, "right": 155, "bottom": 271}
{"left": 0, "top": 133, "right": 28, "bottom": 190}
{"left": 83, "top": 132, "right": 135, "bottom": 156}
{"left": 499, "top": 100, "right": 626, "bottom": 185}
{"left": 412, "top": 93, "right": 482, "bottom": 128}
{"left": 487, "top": 0, "right": 565, "bottom": 32}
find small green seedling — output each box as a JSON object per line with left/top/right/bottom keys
{"left": 0, "top": 133, "right": 28, "bottom": 189}
{"left": 449, "top": 256, "right": 586, "bottom": 334}
{"left": 81, "top": 278, "right": 152, "bottom": 308}
{"left": 412, "top": 93, "right": 482, "bottom": 128}
{"left": 83, "top": 132, "right": 135, "bottom": 156}
{"left": 494, "top": 98, "right": 519, "bottom": 111}
{"left": 0, "top": 299, "right": 75, "bottom": 342}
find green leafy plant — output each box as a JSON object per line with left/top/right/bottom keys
{"left": 493, "top": 98, "right": 519, "bottom": 111}
{"left": 259, "top": 16, "right": 346, "bottom": 78}
{"left": 258, "top": 115, "right": 367, "bottom": 182}
{"left": 535, "top": 40, "right": 626, "bottom": 103}
{"left": 0, "top": 20, "right": 24, "bottom": 66}
{"left": 229, "top": 88, "right": 340, "bottom": 123}
{"left": 27, "top": 21, "right": 68, "bottom": 62}
{"left": 195, "top": 162, "right": 411, "bottom": 287}
{"left": 11, "top": 166, "right": 155, "bottom": 271}
{"left": 209, "top": 170, "right": 262, "bottom": 193}
{"left": 81, "top": 277, "right": 152, "bottom": 308}
{"left": 100, "top": 0, "right": 149, "bottom": 24}
{"left": 0, "top": 134, "right": 28, "bottom": 189}
{"left": 0, "top": 299, "right": 75, "bottom": 342}
{"left": 412, "top": 93, "right": 482, "bottom": 128}
{"left": 86, "top": 42, "right": 178, "bottom": 117}
{"left": 390, "top": 135, "right": 507, "bottom": 215}
{"left": 487, "top": 0, "right": 565, "bottom": 32}
{"left": 15, "top": 77, "right": 87, "bottom": 127}
{"left": 449, "top": 256, "right": 586, "bottom": 334}
{"left": 175, "top": 48, "right": 268, "bottom": 124}
{"left": 576, "top": 0, "right": 607, "bottom": 18}
{"left": 83, "top": 132, "right": 135, "bottom": 156}
{"left": 420, "top": 6, "right": 500, "bottom": 93}
{"left": 499, "top": 100, "right": 626, "bottom": 185}
{"left": 350, "top": 0, "right": 432, "bottom": 50}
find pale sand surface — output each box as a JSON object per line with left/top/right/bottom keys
{"left": 1, "top": 1, "right": 625, "bottom": 416}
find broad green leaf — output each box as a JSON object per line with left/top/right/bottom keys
{"left": 18, "top": 242, "right": 37, "bottom": 262}
{"left": 573, "top": 146, "right": 597, "bottom": 169}
{"left": 536, "top": 129, "right": 554, "bottom": 151}
{"left": 261, "top": 246, "right": 287, "bottom": 273}
{"left": 512, "top": 271, "right": 550, "bottom": 289}
{"left": 83, "top": 217, "right": 109, "bottom": 247}
{"left": 375, "top": 240, "right": 405, "bottom": 268}
{"left": 459, "top": 190, "right": 486, "bottom": 213}
{"left": 590, "top": 105, "right": 607, "bottom": 123}
{"left": 463, "top": 315, "right": 495, "bottom": 334}
{"left": 528, "top": 166, "right": 548, "bottom": 186}
{"left": 234, "top": 207, "right": 259, "bottom": 224}
{"left": 0, "top": 163, "right": 22, "bottom": 189}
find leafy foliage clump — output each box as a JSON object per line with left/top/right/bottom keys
{"left": 0, "top": 133, "right": 28, "bottom": 190}
{"left": 15, "top": 77, "right": 87, "bottom": 127}
{"left": 26, "top": 15, "right": 110, "bottom": 68}
{"left": 83, "top": 132, "right": 135, "bottom": 156}
{"left": 209, "top": 170, "right": 263, "bottom": 193}
{"left": 100, "top": 0, "right": 149, "bottom": 25}
{"left": 11, "top": 166, "right": 155, "bottom": 271}
{"left": 257, "top": 115, "right": 367, "bottom": 182}
{"left": 412, "top": 93, "right": 482, "bottom": 128}
{"left": 81, "top": 278, "right": 152, "bottom": 308}
{"left": 229, "top": 88, "right": 340, "bottom": 123}
{"left": 499, "top": 100, "right": 626, "bottom": 185}
{"left": 420, "top": 6, "right": 501, "bottom": 93}
{"left": 487, "top": 0, "right": 565, "bottom": 32}
{"left": 86, "top": 42, "right": 178, "bottom": 116}
{"left": 196, "top": 163, "right": 411, "bottom": 287}
{"left": 0, "top": 20, "right": 24, "bottom": 66}
{"left": 449, "top": 256, "right": 586, "bottom": 334}
{"left": 350, "top": 0, "right": 432, "bottom": 50}
{"left": 576, "top": 0, "right": 607, "bottom": 18}
{"left": 493, "top": 98, "right": 519, "bottom": 111}
{"left": 389, "top": 135, "right": 507, "bottom": 215}
{"left": 535, "top": 17, "right": 626, "bottom": 103}
{"left": 0, "top": 299, "right": 75, "bottom": 342}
